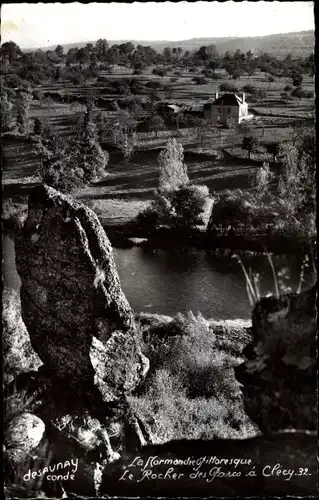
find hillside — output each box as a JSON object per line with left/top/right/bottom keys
{"left": 34, "top": 30, "right": 314, "bottom": 58}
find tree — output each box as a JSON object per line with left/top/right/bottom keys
{"left": 1, "top": 92, "right": 15, "bottom": 132}
{"left": 163, "top": 47, "right": 172, "bottom": 62}
{"left": 219, "top": 82, "right": 238, "bottom": 93}
{"left": 16, "top": 91, "right": 33, "bottom": 135}
{"left": 148, "top": 114, "right": 166, "bottom": 138}
{"left": 249, "top": 162, "right": 273, "bottom": 201}
{"left": 169, "top": 185, "right": 209, "bottom": 228}
{"left": 242, "top": 84, "right": 257, "bottom": 96}
{"left": 242, "top": 134, "right": 259, "bottom": 159}
{"left": 267, "top": 142, "right": 280, "bottom": 162}
{"left": 55, "top": 45, "right": 64, "bottom": 58}
{"left": 76, "top": 47, "right": 90, "bottom": 67}
{"left": 112, "top": 110, "right": 137, "bottom": 160}
{"left": 158, "top": 138, "right": 189, "bottom": 191}
{"left": 192, "top": 117, "right": 208, "bottom": 143}
{"left": 34, "top": 128, "right": 84, "bottom": 193}
{"left": 75, "top": 103, "right": 110, "bottom": 182}
{"left": 232, "top": 69, "right": 243, "bottom": 80}
{"left": 278, "top": 143, "right": 316, "bottom": 228}
{"left": 1, "top": 41, "right": 22, "bottom": 64}
{"left": 33, "top": 118, "right": 43, "bottom": 136}
{"left": 137, "top": 184, "right": 210, "bottom": 232}
{"left": 290, "top": 119, "right": 306, "bottom": 146}
{"left": 291, "top": 72, "right": 303, "bottom": 88}
{"left": 95, "top": 39, "right": 109, "bottom": 60}
{"left": 267, "top": 75, "right": 275, "bottom": 86}
{"left": 300, "top": 133, "right": 316, "bottom": 165}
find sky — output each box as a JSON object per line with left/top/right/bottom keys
{"left": 1, "top": 1, "right": 315, "bottom": 49}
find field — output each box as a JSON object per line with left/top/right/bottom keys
{"left": 3, "top": 67, "right": 315, "bottom": 228}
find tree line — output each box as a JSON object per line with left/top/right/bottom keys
{"left": 1, "top": 39, "right": 314, "bottom": 89}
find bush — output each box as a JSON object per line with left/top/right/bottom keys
{"left": 242, "top": 84, "right": 257, "bottom": 95}
{"left": 242, "top": 134, "right": 259, "bottom": 159}
{"left": 291, "top": 87, "right": 313, "bottom": 99}
{"left": 135, "top": 193, "right": 172, "bottom": 233}
{"left": 145, "top": 80, "right": 162, "bottom": 90}
{"left": 136, "top": 185, "right": 210, "bottom": 232}
{"left": 130, "top": 311, "right": 258, "bottom": 442}
{"left": 192, "top": 76, "right": 208, "bottom": 85}
{"left": 168, "top": 184, "right": 209, "bottom": 228}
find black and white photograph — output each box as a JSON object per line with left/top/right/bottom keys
{"left": 1, "top": 1, "right": 317, "bottom": 498}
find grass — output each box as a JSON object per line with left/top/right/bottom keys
{"left": 2, "top": 68, "right": 314, "bottom": 230}
{"left": 130, "top": 311, "right": 258, "bottom": 443}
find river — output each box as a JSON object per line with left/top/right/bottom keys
{"left": 3, "top": 235, "right": 315, "bottom": 320}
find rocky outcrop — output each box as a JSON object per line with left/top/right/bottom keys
{"left": 7, "top": 184, "right": 150, "bottom": 496}
{"left": 15, "top": 184, "right": 147, "bottom": 399}
{"left": 235, "top": 284, "right": 317, "bottom": 432}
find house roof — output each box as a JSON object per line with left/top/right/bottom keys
{"left": 211, "top": 93, "right": 243, "bottom": 107}
{"left": 166, "top": 104, "right": 182, "bottom": 113}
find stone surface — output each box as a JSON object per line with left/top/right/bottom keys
{"left": 235, "top": 284, "right": 317, "bottom": 432}
{"left": 15, "top": 184, "right": 147, "bottom": 398}
{"left": 4, "top": 413, "right": 45, "bottom": 465}
{"left": 3, "top": 289, "right": 42, "bottom": 385}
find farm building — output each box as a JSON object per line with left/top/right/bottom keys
{"left": 204, "top": 92, "right": 253, "bottom": 127}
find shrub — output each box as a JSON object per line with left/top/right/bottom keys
{"left": 130, "top": 311, "right": 258, "bottom": 442}
{"left": 291, "top": 87, "right": 313, "bottom": 99}
{"left": 242, "top": 134, "right": 259, "bottom": 159}
{"left": 168, "top": 184, "right": 209, "bottom": 228}
{"left": 242, "top": 84, "right": 257, "bottom": 95}
{"left": 192, "top": 76, "right": 208, "bottom": 85}
{"left": 135, "top": 193, "right": 172, "bottom": 232}
{"left": 145, "top": 80, "right": 162, "bottom": 90}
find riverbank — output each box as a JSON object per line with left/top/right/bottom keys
{"left": 104, "top": 223, "right": 314, "bottom": 256}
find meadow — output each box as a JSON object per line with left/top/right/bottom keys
{"left": 3, "top": 66, "right": 314, "bottom": 230}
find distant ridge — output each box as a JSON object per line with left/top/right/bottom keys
{"left": 26, "top": 30, "right": 314, "bottom": 58}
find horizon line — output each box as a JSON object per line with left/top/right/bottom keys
{"left": 19, "top": 28, "right": 314, "bottom": 51}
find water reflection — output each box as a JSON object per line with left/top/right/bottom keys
{"left": 113, "top": 248, "right": 315, "bottom": 319}
{"left": 3, "top": 235, "right": 315, "bottom": 321}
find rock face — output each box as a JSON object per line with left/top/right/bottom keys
{"left": 15, "top": 184, "right": 147, "bottom": 399}
{"left": 4, "top": 413, "right": 45, "bottom": 465}
{"left": 235, "top": 284, "right": 317, "bottom": 432}
{"left": 3, "top": 288, "right": 42, "bottom": 385}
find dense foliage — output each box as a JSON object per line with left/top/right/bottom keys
{"left": 34, "top": 104, "right": 109, "bottom": 192}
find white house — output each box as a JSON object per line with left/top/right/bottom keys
{"left": 204, "top": 92, "right": 252, "bottom": 127}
